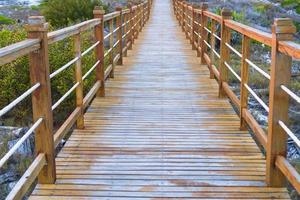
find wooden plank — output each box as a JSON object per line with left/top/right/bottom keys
{"left": 0, "top": 39, "right": 40, "bottom": 66}
{"left": 224, "top": 19, "right": 272, "bottom": 46}
{"left": 54, "top": 107, "right": 81, "bottom": 147}
{"left": 276, "top": 156, "right": 300, "bottom": 193}
{"left": 83, "top": 81, "right": 101, "bottom": 109}
{"left": 6, "top": 154, "right": 46, "bottom": 200}
{"left": 47, "top": 19, "right": 100, "bottom": 44}
{"left": 242, "top": 109, "right": 267, "bottom": 148}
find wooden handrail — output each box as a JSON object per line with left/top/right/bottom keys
{"left": 0, "top": 39, "right": 40, "bottom": 65}
{"left": 0, "top": 1, "right": 151, "bottom": 199}
{"left": 173, "top": 0, "right": 300, "bottom": 195}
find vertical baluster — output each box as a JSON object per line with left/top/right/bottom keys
{"left": 200, "top": 3, "right": 208, "bottom": 65}
{"left": 210, "top": 20, "right": 216, "bottom": 79}
{"left": 93, "top": 6, "right": 105, "bottom": 97}
{"left": 240, "top": 35, "right": 250, "bottom": 129}
{"left": 74, "top": 34, "right": 84, "bottom": 128}
{"left": 123, "top": 13, "right": 128, "bottom": 57}
{"left": 148, "top": 0, "right": 151, "bottom": 21}
{"left": 181, "top": 2, "right": 185, "bottom": 31}
{"left": 137, "top": 5, "right": 141, "bottom": 34}
{"left": 196, "top": 10, "right": 201, "bottom": 57}
{"left": 191, "top": 4, "right": 195, "bottom": 48}
{"left": 179, "top": 1, "right": 182, "bottom": 26}
{"left": 27, "top": 16, "right": 56, "bottom": 183}
{"left": 190, "top": 6, "right": 193, "bottom": 44}
{"left": 134, "top": 7, "right": 138, "bottom": 40}
{"left": 109, "top": 19, "right": 114, "bottom": 78}
{"left": 116, "top": 7, "right": 123, "bottom": 65}
{"left": 185, "top": 3, "right": 189, "bottom": 38}
{"left": 128, "top": 4, "right": 133, "bottom": 50}
{"left": 219, "top": 8, "right": 232, "bottom": 97}
{"left": 142, "top": 4, "right": 145, "bottom": 29}
{"left": 266, "top": 18, "right": 296, "bottom": 186}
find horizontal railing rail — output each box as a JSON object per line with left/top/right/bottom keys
{"left": 0, "top": 0, "right": 152, "bottom": 199}
{"left": 173, "top": 0, "right": 300, "bottom": 194}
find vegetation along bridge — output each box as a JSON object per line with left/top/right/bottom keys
{"left": 1, "top": 0, "right": 300, "bottom": 199}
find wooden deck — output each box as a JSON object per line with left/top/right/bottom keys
{"left": 30, "top": 0, "right": 290, "bottom": 199}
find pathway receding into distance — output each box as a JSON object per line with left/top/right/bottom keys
{"left": 30, "top": 0, "right": 290, "bottom": 199}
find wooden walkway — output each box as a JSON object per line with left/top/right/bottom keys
{"left": 30, "top": 0, "right": 290, "bottom": 199}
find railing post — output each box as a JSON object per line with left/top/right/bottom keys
{"left": 123, "top": 13, "right": 128, "bottom": 57}
{"left": 185, "top": 3, "right": 189, "bottom": 39}
{"left": 141, "top": 3, "right": 145, "bottom": 28}
{"left": 196, "top": 9, "right": 201, "bottom": 57}
{"left": 181, "top": 2, "right": 185, "bottom": 32}
{"left": 134, "top": 7, "right": 139, "bottom": 40}
{"left": 266, "top": 18, "right": 296, "bottom": 187}
{"left": 109, "top": 19, "right": 114, "bottom": 78}
{"left": 240, "top": 35, "right": 250, "bottom": 129}
{"left": 26, "top": 16, "right": 56, "bottom": 184}
{"left": 74, "top": 34, "right": 84, "bottom": 128}
{"left": 219, "top": 8, "right": 232, "bottom": 97}
{"left": 210, "top": 20, "right": 216, "bottom": 78}
{"left": 137, "top": 5, "right": 141, "bottom": 33}
{"left": 200, "top": 3, "right": 208, "bottom": 65}
{"left": 191, "top": 4, "right": 196, "bottom": 49}
{"left": 178, "top": 1, "right": 182, "bottom": 26}
{"left": 128, "top": 4, "right": 133, "bottom": 50}
{"left": 175, "top": 1, "right": 179, "bottom": 21}
{"left": 148, "top": 0, "right": 151, "bottom": 21}
{"left": 93, "top": 6, "right": 105, "bottom": 97}
{"left": 116, "top": 7, "right": 123, "bottom": 65}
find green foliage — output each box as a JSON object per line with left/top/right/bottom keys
{"left": 0, "top": 16, "right": 15, "bottom": 25}
{"left": 0, "top": 27, "right": 99, "bottom": 127}
{"left": 214, "top": 8, "right": 245, "bottom": 23}
{"left": 40, "top": 0, "right": 108, "bottom": 28}
{"left": 281, "top": 0, "right": 300, "bottom": 14}
{"left": 30, "top": 5, "right": 40, "bottom": 11}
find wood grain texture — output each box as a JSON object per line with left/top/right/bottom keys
{"left": 29, "top": 0, "right": 290, "bottom": 199}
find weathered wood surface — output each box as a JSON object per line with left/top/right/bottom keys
{"left": 30, "top": 0, "right": 290, "bottom": 199}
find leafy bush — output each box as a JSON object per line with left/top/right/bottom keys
{"left": 0, "top": 16, "right": 15, "bottom": 25}
{"left": 40, "top": 0, "right": 108, "bottom": 28}
{"left": 281, "top": 0, "right": 300, "bottom": 14}
{"left": 0, "top": 26, "right": 103, "bottom": 127}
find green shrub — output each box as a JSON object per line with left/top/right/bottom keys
{"left": 40, "top": 0, "right": 108, "bottom": 28}
{"left": 0, "top": 16, "right": 15, "bottom": 25}
{"left": 0, "top": 27, "right": 102, "bottom": 127}
{"left": 281, "top": 0, "right": 300, "bottom": 14}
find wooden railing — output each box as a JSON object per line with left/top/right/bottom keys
{"left": 173, "top": 0, "right": 300, "bottom": 193}
{"left": 0, "top": 1, "right": 152, "bottom": 199}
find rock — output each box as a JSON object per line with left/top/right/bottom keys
{"left": 0, "top": 171, "right": 17, "bottom": 184}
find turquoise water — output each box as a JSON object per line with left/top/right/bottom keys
{"left": 0, "top": 0, "right": 40, "bottom": 6}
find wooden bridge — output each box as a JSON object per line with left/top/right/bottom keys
{"left": 1, "top": 0, "right": 300, "bottom": 199}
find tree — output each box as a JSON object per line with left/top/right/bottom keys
{"left": 40, "top": 0, "right": 108, "bottom": 28}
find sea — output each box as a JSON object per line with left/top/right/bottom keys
{"left": 0, "top": 0, "right": 40, "bottom": 7}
